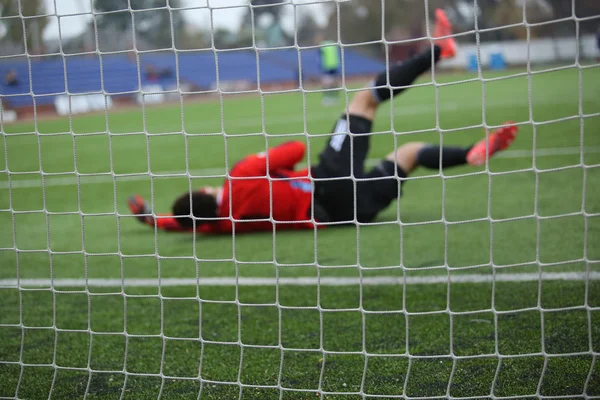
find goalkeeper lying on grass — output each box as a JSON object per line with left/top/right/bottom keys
{"left": 128, "top": 9, "right": 518, "bottom": 234}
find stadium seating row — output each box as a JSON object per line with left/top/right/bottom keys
{"left": 0, "top": 49, "right": 384, "bottom": 109}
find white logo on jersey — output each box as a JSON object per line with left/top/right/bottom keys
{"left": 330, "top": 119, "right": 348, "bottom": 152}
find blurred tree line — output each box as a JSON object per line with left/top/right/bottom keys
{"left": 0, "top": 0, "right": 598, "bottom": 56}
{"left": 92, "top": 0, "right": 185, "bottom": 50}
{"left": 233, "top": 0, "right": 600, "bottom": 58}
{"left": 316, "top": 0, "right": 600, "bottom": 59}
{"left": 0, "top": 0, "right": 47, "bottom": 54}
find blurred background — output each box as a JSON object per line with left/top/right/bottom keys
{"left": 1, "top": 0, "right": 598, "bottom": 55}
{"left": 0, "top": 0, "right": 599, "bottom": 121}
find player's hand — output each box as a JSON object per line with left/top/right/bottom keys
{"left": 127, "top": 195, "right": 155, "bottom": 226}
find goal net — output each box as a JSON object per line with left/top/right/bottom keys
{"left": 1, "top": 0, "right": 599, "bottom": 398}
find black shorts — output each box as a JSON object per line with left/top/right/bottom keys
{"left": 323, "top": 68, "right": 339, "bottom": 76}
{"left": 311, "top": 114, "right": 408, "bottom": 223}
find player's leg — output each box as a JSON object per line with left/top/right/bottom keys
{"left": 353, "top": 142, "right": 469, "bottom": 222}
{"left": 386, "top": 142, "right": 473, "bottom": 175}
{"left": 313, "top": 40, "right": 447, "bottom": 179}
{"left": 322, "top": 69, "right": 340, "bottom": 107}
{"left": 356, "top": 123, "right": 518, "bottom": 222}
{"left": 350, "top": 45, "right": 443, "bottom": 121}
{"left": 389, "top": 122, "right": 519, "bottom": 173}
{"left": 312, "top": 9, "right": 456, "bottom": 221}
{"left": 316, "top": 9, "right": 455, "bottom": 176}
{"left": 315, "top": 43, "right": 456, "bottom": 179}
{"left": 331, "top": 69, "right": 341, "bottom": 103}
{"left": 348, "top": 9, "right": 456, "bottom": 121}
{"left": 345, "top": 45, "right": 444, "bottom": 122}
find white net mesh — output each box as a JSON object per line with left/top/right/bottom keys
{"left": 1, "top": 0, "right": 599, "bottom": 398}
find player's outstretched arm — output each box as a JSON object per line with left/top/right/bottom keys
{"left": 127, "top": 195, "right": 189, "bottom": 232}
{"left": 238, "top": 141, "right": 307, "bottom": 176}
{"left": 266, "top": 141, "right": 306, "bottom": 173}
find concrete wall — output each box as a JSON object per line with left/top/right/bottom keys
{"left": 440, "top": 34, "right": 598, "bottom": 69}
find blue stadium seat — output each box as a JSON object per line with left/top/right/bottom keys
{"left": 1, "top": 48, "right": 385, "bottom": 109}
{"left": 467, "top": 53, "right": 479, "bottom": 72}
{"left": 489, "top": 52, "right": 506, "bottom": 71}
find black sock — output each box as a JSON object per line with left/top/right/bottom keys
{"left": 373, "top": 45, "right": 442, "bottom": 102}
{"left": 416, "top": 145, "right": 471, "bottom": 170}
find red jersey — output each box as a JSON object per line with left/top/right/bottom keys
{"left": 155, "top": 141, "right": 316, "bottom": 234}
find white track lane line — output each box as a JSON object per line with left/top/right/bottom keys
{"left": 1, "top": 272, "right": 599, "bottom": 288}
{"left": 1, "top": 146, "right": 599, "bottom": 190}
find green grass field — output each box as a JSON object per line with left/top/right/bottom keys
{"left": 1, "top": 64, "right": 600, "bottom": 399}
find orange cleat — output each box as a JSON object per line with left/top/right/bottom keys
{"left": 467, "top": 122, "right": 519, "bottom": 166}
{"left": 433, "top": 8, "right": 457, "bottom": 59}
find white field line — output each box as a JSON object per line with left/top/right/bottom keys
{"left": 1, "top": 146, "right": 599, "bottom": 190}
{"left": 1, "top": 272, "right": 599, "bottom": 288}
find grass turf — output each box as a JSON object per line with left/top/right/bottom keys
{"left": 1, "top": 63, "right": 600, "bottom": 398}
{"left": 1, "top": 281, "right": 600, "bottom": 399}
